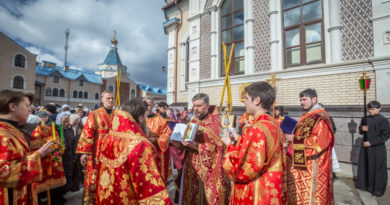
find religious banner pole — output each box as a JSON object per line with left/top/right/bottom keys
{"left": 266, "top": 73, "right": 281, "bottom": 118}
{"left": 220, "top": 42, "right": 235, "bottom": 137}
{"left": 220, "top": 42, "right": 234, "bottom": 112}
{"left": 359, "top": 71, "right": 371, "bottom": 188}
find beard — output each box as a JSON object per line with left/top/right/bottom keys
{"left": 196, "top": 111, "right": 208, "bottom": 120}
{"left": 159, "top": 112, "right": 167, "bottom": 118}
{"left": 302, "top": 103, "right": 314, "bottom": 111}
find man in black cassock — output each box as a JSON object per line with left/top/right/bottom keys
{"left": 356, "top": 100, "right": 390, "bottom": 197}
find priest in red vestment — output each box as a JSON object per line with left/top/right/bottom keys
{"left": 76, "top": 90, "right": 115, "bottom": 205}
{"left": 181, "top": 93, "right": 230, "bottom": 205}
{"left": 0, "top": 90, "right": 54, "bottom": 205}
{"left": 222, "top": 82, "right": 284, "bottom": 205}
{"left": 94, "top": 99, "right": 172, "bottom": 204}
{"left": 285, "top": 89, "right": 334, "bottom": 205}
{"left": 275, "top": 106, "right": 285, "bottom": 126}
{"left": 144, "top": 98, "right": 172, "bottom": 184}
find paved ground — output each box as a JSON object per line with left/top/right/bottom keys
{"left": 60, "top": 176, "right": 389, "bottom": 204}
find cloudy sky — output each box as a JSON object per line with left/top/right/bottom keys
{"left": 0, "top": 0, "right": 168, "bottom": 88}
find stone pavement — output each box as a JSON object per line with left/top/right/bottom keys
{"left": 334, "top": 177, "right": 390, "bottom": 205}
{"left": 62, "top": 177, "right": 390, "bottom": 205}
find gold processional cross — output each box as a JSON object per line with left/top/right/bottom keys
{"left": 220, "top": 42, "right": 236, "bottom": 135}
{"left": 266, "top": 73, "right": 281, "bottom": 118}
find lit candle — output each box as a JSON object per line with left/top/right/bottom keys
{"left": 51, "top": 122, "right": 56, "bottom": 141}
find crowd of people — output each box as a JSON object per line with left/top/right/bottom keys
{"left": 0, "top": 81, "right": 389, "bottom": 205}
{"left": 151, "top": 102, "right": 194, "bottom": 124}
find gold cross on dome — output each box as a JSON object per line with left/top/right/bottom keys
{"left": 266, "top": 73, "right": 281, "bottom": 88}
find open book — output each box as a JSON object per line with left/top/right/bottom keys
{"left": 170, "top": 122, "right": 198, "bottom": 142}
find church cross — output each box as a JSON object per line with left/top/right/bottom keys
{"left": 266, "top": 73, "right": 281, "bottom": 89}
{"left": 266, "top": 73, "right": 281, "bottom": 118}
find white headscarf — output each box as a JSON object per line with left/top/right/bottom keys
{"left": 56, "top": 111, "right": 71, "bottom": 125}
{"left": 69, "top": 114, "right": 81, "bottom": 126}
{"left": 27, "top": 114, "right": 40, "bottom": 124}
{"left": 82, "top": 116, "right": 88, "bottom": 126}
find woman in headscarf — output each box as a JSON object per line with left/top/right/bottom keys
{"left": 52, "top": 112, "right": 76, "bottom": 203}
{"left": 69, "top": 114, "right": 82, "bottom": 192}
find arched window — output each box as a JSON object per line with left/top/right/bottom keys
{"left": 53, "top": 75, "right": 59, "bottom": 83}
{"left": 13, "top": 75, "right": 24, "bottom": 89}
{"left": 52, "top": 88, "right": 59, "bottom": 97}
{"left": 84, "top": 91, "right": 88, "bottom": 99}
{"left": 282, "top": 0, "right": 324, "bottom": 67}
{"left": 59, "top": 89, "right": 65, "bottom": 97}
{"left": 95, "top": 93, "right": 99, "bottom": 100}
{"left": 45, "top": 88, "right": 52, "bottom": 96}
{"left": 108, "top": 85, "right": 114, "bottom": 92}
{"left": 14, "top": 54, "right": 25, "bottom": 68}
{"left": 78, "top": 91, "right": 83, "bottom": 98}
{"left": 73, "top": 90, "right": 78, "bottom": 98}
{"left": 131, "top": 89, "right": 136, "bottom": 99}
{"left": 221, "top": 0, "right": 244, "bottom": 75}
{"left": 79, "top": 80, "right": 84, "bottom": 86}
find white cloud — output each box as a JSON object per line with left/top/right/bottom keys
{"left": 0, "top": 0, "right": 168, "bottom": 87}
{"left": 25, "top": 46, "right": 64, "bottom": 65}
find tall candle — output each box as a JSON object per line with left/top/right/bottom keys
{"left": 51, "top": 122, "right": 56, "bottom": 141}
{"left": 60, "top": 123, "right": 64, "bottom": 146}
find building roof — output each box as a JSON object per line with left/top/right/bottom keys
{"left": 138, "top": 84, "right": 167, "bottom": 95}
{"left": 36, "top": 62, "right": 103, "bottom": 85}
{"left": 103, "top": 47, "right": 123, "bottom": 66}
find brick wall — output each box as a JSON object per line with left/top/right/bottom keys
{"left": 177, "top": 91, "right": 188, "bottom": 103}
{"left": 199, "top": 71, "right": 376, "bottom": 107}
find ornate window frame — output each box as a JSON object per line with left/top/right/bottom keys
{"left": 59, "top": 89, "right": 65, "bottom": 97}
{"left": 219, "top": 0, "right": 245, "bottom": 76}
{"left": 12, "top": 53, "right": 28, "bottom": 70}
{"left": 281, "top": 0, "right": 326, "bottom": 68}
{"left": 45, "top": 87, "right": 52, "bottom": 96}
{"left": 83, "top": 91, "right": 88, "bottom": 99}
{"left": 10, "top": 74, "right": 25, "bottom": 89}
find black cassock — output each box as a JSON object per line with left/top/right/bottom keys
{"left": 356, "top": 114, "right": 390, "bottom": 196}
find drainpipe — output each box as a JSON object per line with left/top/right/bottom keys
{"left": 174, "top": 0, "right": 183, "bottom": 103}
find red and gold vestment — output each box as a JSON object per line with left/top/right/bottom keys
{"left": 182, "top": 106, "right": 230, "bottom": 205}
{"left": 223, "top": 114, "right": 284, "bottom": 205}
{"left": 0, "top": 121, "right": 42, "bottom": 205}
{"left": 95, "top": 110, "right": 172, "bottom": 204}
{"left": 76, "top": 107, "right": 113, "bottom": 205}
{"left": 146, "top": 115, "right": 172, "bottom": 184}
{"left": 287, "top": 108, "right": 334, "bottom": 205}
{"left": 29, "top": 125, "right": 66, "bottom": 193}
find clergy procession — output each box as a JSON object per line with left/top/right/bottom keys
{"left": 1, "top": 0, "right": 390, "bottom": 204}
{"left": 1, "top": 75, "right": 389, "bottom": 205}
